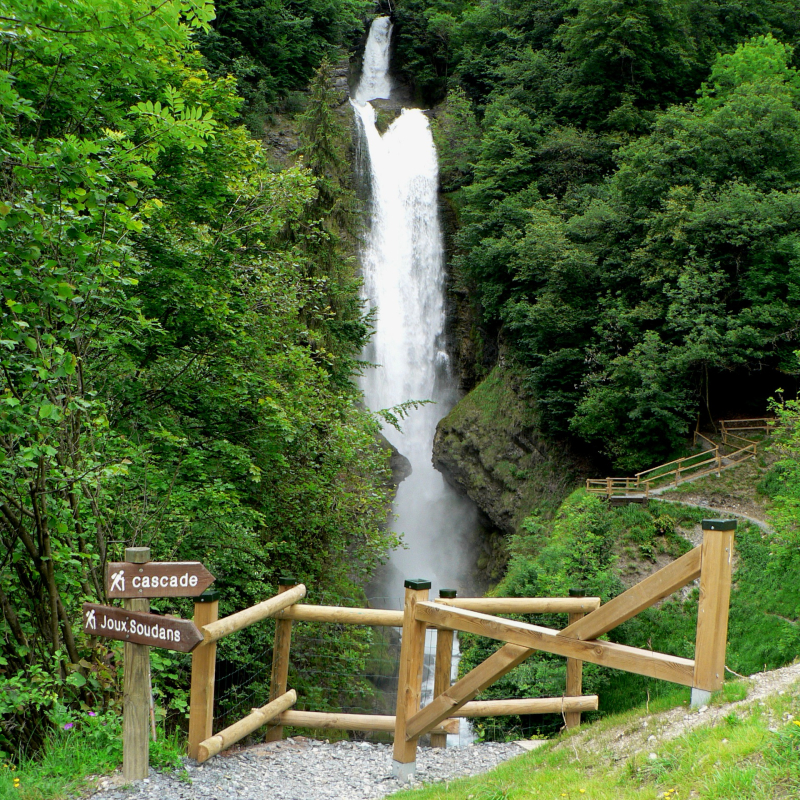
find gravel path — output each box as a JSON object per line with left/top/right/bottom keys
{"left": 93, "top": 740, "right": 526, "bottom": 800}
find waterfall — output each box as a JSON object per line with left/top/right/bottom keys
{"left": 352, "top": 17, "right": 482, "bottom": 606}
{"left": 353, "top": 16, "right": 392, "bottom": 105}
{"left": 353, "top": 17, "right": 480, "bottom": 746}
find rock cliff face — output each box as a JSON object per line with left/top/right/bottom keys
{"left": 433, "top": 362, "right": 589, "bottom": 536}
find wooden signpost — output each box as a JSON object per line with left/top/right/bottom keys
{"left": 82, "top": 603, "right": 204, "bottom": 652}
{"left": 106, "top": 561, "right": 215, "bottom": 599}
{"left": 89, "top": 547, "right": 215, "bottom": 781}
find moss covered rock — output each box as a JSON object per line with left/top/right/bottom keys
{"left": 433, "top": 362, "right": 587, "bottom": 535}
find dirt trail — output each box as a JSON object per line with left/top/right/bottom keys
{"left": 655, "top": 498, "right": 772, "bottom": 533}
{"left": 557, "top": 661, "right": 800, "bottom": 764}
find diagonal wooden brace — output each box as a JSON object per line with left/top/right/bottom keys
{"left": 405, "top": 643, "right": 532, "bottom": 740}
{"left": 560, "top": 546, "right": 702, "bottom": 641}
{"left": 414, "top": 602, "right": 695, "bottom": 686}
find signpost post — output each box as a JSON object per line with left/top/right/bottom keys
{"left": 85, "top": 548, "right": 215, "bottom": 781}
{"left": 123, "top": 547, "right": 150, "bottom": 782}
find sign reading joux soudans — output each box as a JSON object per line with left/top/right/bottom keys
{"left": 106, "top": 561, "right": 215, "bottom": 598}
{"left": 82, "top": 603, "right": 204, "bottom": 652}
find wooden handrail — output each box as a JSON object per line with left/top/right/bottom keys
{"left": 725, "top": 443, "right": 757, "bottom": 461}
{"left": 456, "top": 695, "right": 598, "bottom": 717}
{"left": 197, "top": 689, "right": 297, "bottom": 763}
{"left": 274, "top": 605, "right": 404, "bottom": 626}
{"left": 636, "top": 450, "right": 718, "bottom": 480}
{"left": 435, "top": 596, "right": 601, "bottom": 614}
{"left": 694, "top": 431, "right": 716, "bottom": 449}
{"left": 202, "top": 584, "right": 307, "bottom": 643}
{"left": 279, "top": 710, "right": 458, "bottom": 735}
{"left": 723, "top": 432, "right": 758, "bottom": 451}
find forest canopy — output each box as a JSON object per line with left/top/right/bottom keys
{"left": 0, "top": 0, "right": 391, "bottom": 754}
{"left": 399, "top": 0, "right": 800, "bottom": 469}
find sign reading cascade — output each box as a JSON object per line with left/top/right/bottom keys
{"left": 107, "top": 561, "right": 215, "bottom": 598}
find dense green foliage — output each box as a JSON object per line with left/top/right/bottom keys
{"left": 0, "top": 708, "right": 184, "bottom": 800}
{"left": 460, "top": 491, "right": 800, "bottom": 740}
{"left": 198, "top": 0, "right": 370, "bottom": 130}
{"left": 405, "top": 0, "right": 800, "bottom": 469}
{"left": 0, "top": 0, "right": 393, "bottom": 757}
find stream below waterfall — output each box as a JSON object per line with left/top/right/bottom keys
{"left": 352, "top": 16, "right": 485, "bottom": 746}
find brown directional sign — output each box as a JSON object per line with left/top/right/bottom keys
{"left": 106, "top": 561, "right": 215, "bottom": 598}
{"left": 82, "top": 603, "right": 204, "bottom": 653}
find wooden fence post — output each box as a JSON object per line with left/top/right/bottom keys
{"left": 564, "top": 588, "right": 584, "bottom": 730}
{"left": 188, "top": 588, "right": 220, "bottom": 759}
{"left": 264, "top": 576, "right": 296, "bottom": 743}
{"left": 431, "top": 589, "right": 456, "bottom": 748}
{"left": 392, "top": 579, "right": 430, "bottom": 780}
{"left": 692, "top": 520, "right": 736, "bottom": 706}
{"left": 123, "top": 547, "right": 151, "bottom": 781}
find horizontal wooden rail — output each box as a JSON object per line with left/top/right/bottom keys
{"left": 720, "top": 417, "right": 773, "bottom": 428}
{"left": 456, "top": 695, "right": 598, "bottom": 717}
{"left": 561, "top": 547, "right": 701, "bottom": 641}
{"left": 636, "top": 452, "right": 718, "bottom": 481}
{"left": 723, "top": 431, "right": 756, "bottom": 444}
{"left": 435, "top": 597, "right": 601, "bottom": 614}
{"left": 274, "top": 605, "right": 404, "bottom": 626}
{"left": 278, "top": 710, "right": 458, "bottom": 735}
{"left": 414, "top": 603, "right": 696, "bottom": 687}
{"left": 273, "top": 597, "right": 601, "bottom": 626}
{"left": 202, "top": 584, "right": 307, "bottom": 643}
{"left": 725, "top": 444, "right": 756, "bottom": 461}
{"left": 197, "top": 689, "right": 296, "bottom": 763}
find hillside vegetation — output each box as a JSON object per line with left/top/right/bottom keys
{"left": 0, "top": 0, "right": 391, "bottom": 759}
{"left": 396, "top": 0, "right": 800, "bottom": 469}
{"left": 455, "top": 399, "right": 800, "bottom": 741}
{"left": 391, "top": 667, "right": 800, "bottom": 800}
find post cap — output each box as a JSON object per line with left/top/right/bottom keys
{"left": 404, "top": 579, "right": 431, "bottom": 591}
{"left": 278, "top": 575, "right": 296, "bottom": 586}
{"left": 568, "top": 587, "right": 586, "bottom": 597}
{"left": 702, "top": 519, "right": 737, "bottom": 531}
{"left": 439, "top": 589, "right": 457, "bottom": 598}
{"left": 124, "top": 546, "right": 151, "bottom": 564}
{"left": 196, "top": 588, "right": 220, "bottom": 603}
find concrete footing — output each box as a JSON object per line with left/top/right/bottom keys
{"left": 691, "top": 688, "right": 712, "bottom": 708}
{"left": 391, "top": 760, "right": 416, "bottom": 782}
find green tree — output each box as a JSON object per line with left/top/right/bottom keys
{"left": 0, "top": 0, "right": 394, "bottom": 755}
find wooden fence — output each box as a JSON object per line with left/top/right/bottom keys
{"left": 186, "top": 590, "right": 600, "bottom": 763}
{"left": 185, "top": 520, "right": 736, "bottom": 777}
{"left": 586, "top": 418, "right": 772, "bottom": 499}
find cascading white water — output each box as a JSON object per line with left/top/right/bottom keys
{"left": 353, "top": 16, "right": 393, "bottom": 104}
{"left": 353, "top": 17, "right": 480, "bottom": 746}
{"left": 352, "top": 17, "right": 481, "bottom": 606}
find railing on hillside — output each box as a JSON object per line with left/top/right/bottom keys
{"left": 586, "top": 418, "right": 771, "bottom": 499}
{"left": 184, "top": 520, "right": 738, "bottom": 778}
{"left": 585, "top": 478, "right": 650, "bottom": 498}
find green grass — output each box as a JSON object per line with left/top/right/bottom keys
{"left": 0, "top": 711, "right": 186, "bottom": 800}
{"left": 391, "top": 688, "right": 800, "bottom": 800}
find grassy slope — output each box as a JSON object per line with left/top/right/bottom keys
{"left": 392, "top": 674, "right": 800, "bottom": 800}
{"left": 0, "top": 713, "right": 185, "bottom": 800}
